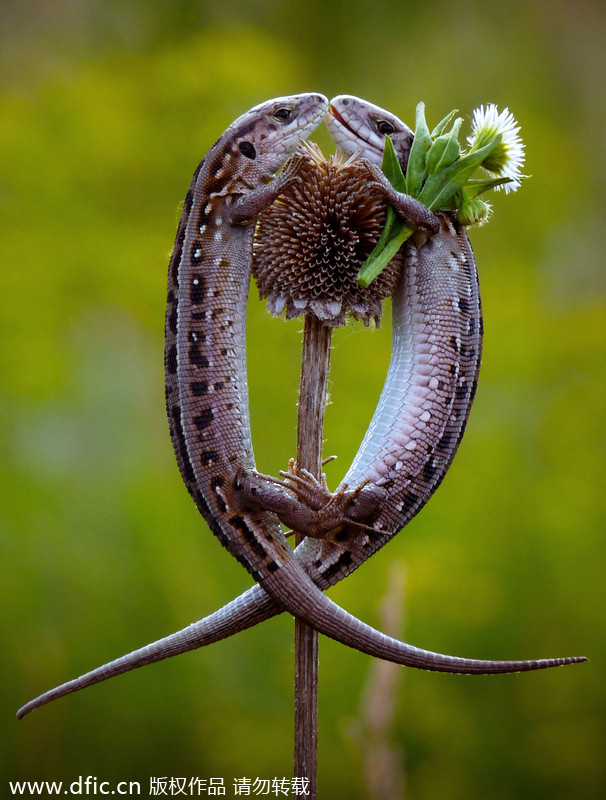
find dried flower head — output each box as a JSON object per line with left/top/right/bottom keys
{"left": 253, "top": 142, "right": 403, "bottom": 327}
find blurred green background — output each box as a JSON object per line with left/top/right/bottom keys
{"left": 2, "top": 1, "right": 604, "bottom": 797}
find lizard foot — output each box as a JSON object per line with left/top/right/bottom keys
{"left": 233, "top": 460, "right": 386, "bottom": 539}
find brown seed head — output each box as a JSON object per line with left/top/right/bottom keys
{"left": 253, "top": 142, "right": 403, "bottom": 327}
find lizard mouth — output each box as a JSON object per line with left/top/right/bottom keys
{"left": 327, "top": 103, "right": 372, "bottom": 149}
{"left": 327, "top": 104, "right": 359, "bottom": 138}
{"left": 327, "top": 103, "right": 346, "bottom": 127}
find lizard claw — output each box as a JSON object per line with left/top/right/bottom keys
{"left": 277, "top": 464, "right": 332, "bottom": 508}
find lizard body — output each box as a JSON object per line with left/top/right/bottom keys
{"left": 18, "top": 96, "right": 584, "bottom": 718}
{"left": 297, "top": 96, "right": 483, "bottom": 584}
{"left": 162, "top": 91, "right": 450, "bottom": 656}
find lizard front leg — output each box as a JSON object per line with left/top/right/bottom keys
{"left": 230, "top": 156, "right": 304, "bottom": 224}
{"left": 362, "top": 159, "right": 440, "bottom": 232}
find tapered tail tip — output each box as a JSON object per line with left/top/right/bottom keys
{"left": 16, "top": 655, "right": 588, "bottom": 719}
{"left": 495, "top": 655, "right": 588, "bottom": 674}
{"left": 17, "top": 696, "right": 47, "bottom": 719}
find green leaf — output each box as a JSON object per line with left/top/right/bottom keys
{"left": 425, "top": 117, "right": 463, "bottom": 175}
{"left": 406, "top": 102, "right": 431, "bottom": 196}
{"left": 465, "top": 176, "right": 512, "bottom": 197}
{"left": 357, "top": 221, "right": 414, "bottom": 287}
{"left": 431, "top": 108, "right": 458, "bottom": 138}
{"left": 417, "top": 135, "right": 502, "bottom": 209}
{"left": 381, "top": 135, "right": 406, "bottom": 191}
{"left": 371, "top": 204, "right": 398, "bottom": 254}
{"left": 356, "top": 137, "right": 413, "bottom": 287}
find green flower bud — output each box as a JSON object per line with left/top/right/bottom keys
{"left": 457, "top": 192, "right": 492, "bottom": 226}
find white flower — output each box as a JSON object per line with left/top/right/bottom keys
{"left": 467, "top": 104, "right": 525, "bottom": 193}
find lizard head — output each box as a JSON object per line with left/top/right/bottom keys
{"left": 326, "top": 94, "right": 414, "bottom": 169}
{"left": 227, "top": 93, "right": 329, "bottom": 185}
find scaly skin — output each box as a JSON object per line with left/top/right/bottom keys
{"left": 18, "top": 96, "right": 585, "bottom": 719}
{"left": 162, "top": 91, "right": 487, "bottom": 668}
{"left": 297, "top": 95, "right": 484, "bottom": 584}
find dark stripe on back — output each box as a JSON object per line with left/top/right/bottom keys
{"left": 229, "top": 515, "right": 269, "bottom": 562}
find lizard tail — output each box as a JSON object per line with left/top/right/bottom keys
{"left": 18, "top": 559, "right": 586, "bottom": 719}
{"left": 259, "top": 560, "right": 586, "bottom": 675}
{"left": 17, "top": 584, "right": 277, "bottom": 719}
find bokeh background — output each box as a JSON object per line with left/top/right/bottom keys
{"left": 2, "top": 1, "right": 604, "bottom": 797}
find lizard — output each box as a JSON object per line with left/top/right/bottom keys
{"left": 156, "top": 90, "right": 455, "bottom": 659}
{"left": 17, "top": 96, "right": 585, "bottom": 718}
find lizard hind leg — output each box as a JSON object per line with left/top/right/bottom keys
{"left": 232, "top": 462, "right": 386, "bottom": 539}
{"left": 279, "top": 464, "right": 387, "bottom": 527}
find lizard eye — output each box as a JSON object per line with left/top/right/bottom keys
{"left": 273, "top": 106, "right": 293, "bottom": 122}
{"left": 376, "top": 119, "right": 396, "bottom": 135}
{"left": 238, "top": 141, "right": 257, "bottom": 159}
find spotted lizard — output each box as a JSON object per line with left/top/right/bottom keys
{"left": 17, "top": 95, "right": 584, "bottom": 718}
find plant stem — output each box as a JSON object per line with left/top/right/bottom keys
{"left": 293, "top": 314, "right": 332, "bottom": 798}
